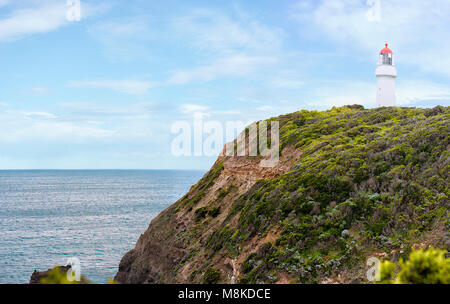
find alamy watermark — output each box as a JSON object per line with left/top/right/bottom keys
{"left": 66, "top": 0, "right": 81, "bottom": 22}
{"left": 171, "top": 113, "right": 280, "bottom": 167}
{"left": 66, "top": 257, "right": 81, "bottom": 282}
{"left": 366, "top": 257, "right": 381, "bottom": 282}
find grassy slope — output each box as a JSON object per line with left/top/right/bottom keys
{"left": 199, "top": 105, "right": 449, "bottom": 283}
{"left": 117, "top": 105, "right": 449, "bottom": 284}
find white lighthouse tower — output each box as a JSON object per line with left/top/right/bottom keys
{"left": 376, "top": 43, "right": 397, "bottom": 107}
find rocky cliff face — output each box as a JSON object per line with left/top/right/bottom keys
{"left": 30, "top": 266, "right": 71, "bottom": 284}
{"left": 115, "top": 106, "right": 449, "bottom": 284}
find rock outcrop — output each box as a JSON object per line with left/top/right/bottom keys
{"left": 30, "top": 266, "right": 71, "bottom": 284}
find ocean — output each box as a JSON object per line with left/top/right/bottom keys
{"left": 0, "top": 170, "right": 204, "bottom": 284}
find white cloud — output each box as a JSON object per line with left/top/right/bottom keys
{"left": 212, "top": 109, "right": 243, "bottom": 116}
{"left": 88, "top": 7, "right": 285, "bottom": 84}
{"left": 180, "top": 104, "right": 209, "bottom": 114}
{"left": 397, "top": 80, "right": 450, "bottom": 106}
{"left": 81, "top": 1, "right": 112, "bottom": 18}
{"left": 256, "top": 105, "right": 274, "bottom": 112}
{"left": 237, "top": 97, "right": 261, "bottom": 104}
{"left": 0, "top": 1, "right": 68, "bottom": 41}
{"left": 166, "top": 8, "right": 285, "bottom": 85}
{"left": 304, "top": 80, "right": 375, "bottom": 109}
{"left": 0, "top": 0, "right": 107, "bottom": 42}
{"left": 0, "top": 0, "right": 10, "bottom": 7}
{"left": 31, "top": 87, "right": 50, "bottom": 94}
{"left": 291, "top": 0, "right": 450, "bottom": 77}
{"left": 169, "top": 55, "right": 277, "bottom": 84}
{"left": 172, "top": 8, "right": 283, "bottom": 55}
{"left": 67, "top": 79, "right": 159, "bottom": 95}
{"left": 269, "top": 79, "right": 305, "bottom": 89}
{"left": 0, "top": 100, "right": 174, "bottom": 146}
{"left": 88, "top": 17, "right": 156, "bottom": 60}
{"left": 23, "top": 111, "right": 57, "bottom": 119}
{"left": 0, "top": 110, "right": 116, "bottom": 143}
{"left": 91, "top": 18, "right": 150, "bottom": 39}
{"left": 58, "top": 101, "right": 162, "bottom": 117}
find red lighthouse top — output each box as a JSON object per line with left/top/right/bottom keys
{"left": 380, "top": 43, "right": 393, "bottom": 54}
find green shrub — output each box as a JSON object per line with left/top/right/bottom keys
{"left": 378, "top": 247, "right": 450, "bottom": 284}
{"left": 202, "top": 268, "right": 221, "bottom": 284}
{"left": 194, "top": 207, "right": 208, "bottom": 222}
{"left": 40, "top": 267, "right": 81, "bottom": 284}
{"left": 39, "top": 267, "right": 99, "bottom": 284}
{"left": 208, "top": 207, "right": 221, "bottom": 218}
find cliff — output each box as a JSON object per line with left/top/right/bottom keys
{"left": 115, "top": 105, "right": 449, "bottom": 284}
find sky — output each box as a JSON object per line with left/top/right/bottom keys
{"left": 0, "top": 0, "right": 449, "bottom": 170}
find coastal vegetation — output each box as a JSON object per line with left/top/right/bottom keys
{"left": 114, "top": 105, "right": 449, "bottom": 284}
{"left": 378, "top": 247, "right": 449, "bottom": 284}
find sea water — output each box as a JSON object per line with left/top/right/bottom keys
{"left": 0, "top": 170, "right": 204, "bottom": 283}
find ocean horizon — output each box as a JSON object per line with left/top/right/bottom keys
{"left": 0, "top": 169, "right": 205, "bottom": 284}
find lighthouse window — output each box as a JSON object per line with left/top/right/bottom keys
{"left": 382, "top": 53, "right": 392, "bottom": 65}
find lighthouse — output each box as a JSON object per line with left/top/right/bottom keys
{"left": 376, "top": 43, "right": 397, "bottom": 107}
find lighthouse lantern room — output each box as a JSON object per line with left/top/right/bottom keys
{"left": 376, "top": 43, "right": 397, "bottom": 107}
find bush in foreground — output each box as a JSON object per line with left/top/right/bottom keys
{"left": 378, "top": 247, "right": 450, "bottom": 284}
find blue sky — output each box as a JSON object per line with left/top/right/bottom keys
{"left": 0, "top": 0, "right": 449, "bottom": 170}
